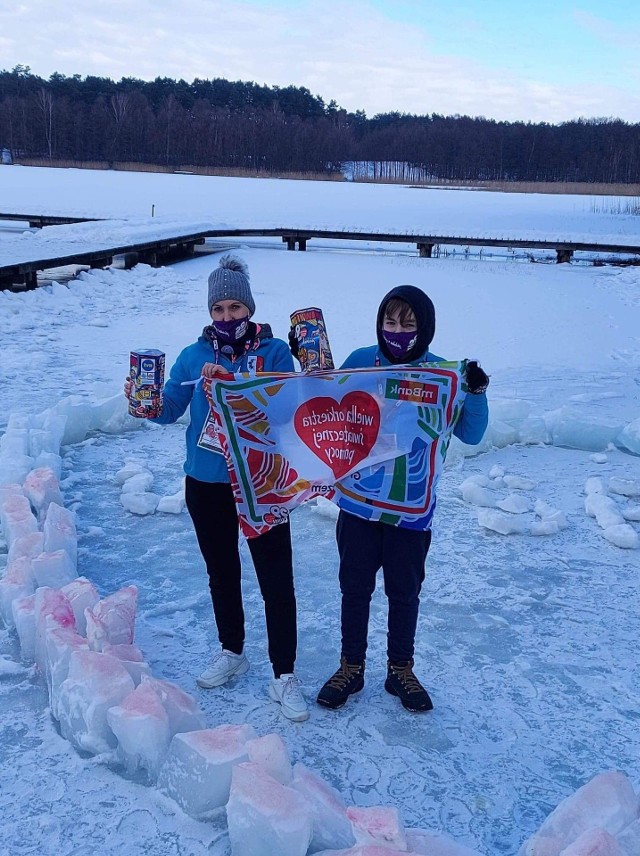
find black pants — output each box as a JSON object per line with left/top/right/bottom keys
{"left": 337, "top": 510, "right": 432, "bottom": 664}
{"left": 185, "top": 476, "right": 297, "bottom": 678}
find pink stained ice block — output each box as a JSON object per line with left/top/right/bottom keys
{"left": 140, "top": 674, "right": 206, "bottom": 736}
{"left": 57, "top": 650, "right": 135, "bottom": 754}
{"left": 85, "top": 585, "right": 138, "bottom": 650}
{"left": 103, "top": 642, "right": 145, "bottom": 662}
{"left": 61, "top": 577, "right": 99, "bottom": 636}
{"left": 519, "top": 772, "right": 640, "bottom": 856}
{"left": 557, "top": 828, "right": 621, "bottom": 856}
{"left": 102, "top": 643, "right": 150, "bottom": 686}
{"left": 34, "top": 587, "right": 76, "bottom": 674}
{"left": 346, "top": 806, "right": 408, "bottom": 851}
{"left": 292, "top": 762, "right": 355, "bottom": 852}
{"left": 32, "top": 550, "right": 78, "bottom": 590}
{"left": 226, "top": 762, "right": 313, "bottom": 856}
{"left": 0, "top": 495, "right": 38, "bottom": 544}
{"left": 7, "top": 531, "right": 44, "bottom": 565}
{"left": 2, "top": 556, "right": 34, "bottom": 586}
{"left": 45, "top": 627, "right": 89, "bottom": 720}
{"left": 42, "top": 502, "right": 77, "bottom": 568}
{"left": 23, "top": 467, "right": 64, "bottom": 518}
{"left": 1, "top": 492, "right": 32, "bottom": 524}
{"left": 12, "top": 593, "right": 36, "bottom": 662}
{"left": 246, "top": 733, "right": 293, "bottom": 785}
{"left": 0, "top": 556, "right": 35, "bottom": 629}
{"left": 107, "top": 682, "right": 171, "bottom": 780}
{"left": 158, "top": 724, "right": 257, "bottom": 816}
{"left": 33, "top": 451, "right": 62, "bottom": 481}
{"left": 0, "top": 484, "right": 24, "bottom": 505}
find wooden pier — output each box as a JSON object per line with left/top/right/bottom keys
{"left": 0, "top": 230, "right": 206, "bottom": 290}
{"left": 1, "top": 219, "right": 639, "bottom": 291}
{"left": 0, "top": 212, "right": 100, "bottom": 228}
{"left": 212, "top": 228, "right": 640, "bottom": 264}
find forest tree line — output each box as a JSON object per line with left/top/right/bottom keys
{"left": 1, "top": 66, "right": 639, "bottom": 183}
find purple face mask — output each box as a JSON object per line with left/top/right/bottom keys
{"left": 212, "top": 317, "right": 249, "bottom": 342}
{"left": 382, "top": 329, "right": 417, "bottom": 358}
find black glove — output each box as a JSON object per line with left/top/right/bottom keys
{"left": 465, "top": 360, "right": 489, "bottom": 394}
{"left": 288, "top": 328, "right": 300, "bottom": 360}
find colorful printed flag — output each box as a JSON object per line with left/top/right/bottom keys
{"left": 206, "top": 363, "right": 468, "bottom": 537}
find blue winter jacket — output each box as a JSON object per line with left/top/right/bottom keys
{"left": 341, "top": 345, "right": 488, "bottom": 445}
{"left": 151, "top": 327, "right": 294, "bottom": 483}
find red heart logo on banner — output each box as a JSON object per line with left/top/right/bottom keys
{"left": 293, "top": 392, "right": 380, "bottom": 478}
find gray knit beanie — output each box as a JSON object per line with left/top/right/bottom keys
{"left": 207, "top": 255, "right": 255, "bottom": 317}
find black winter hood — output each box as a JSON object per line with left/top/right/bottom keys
{"left": 376, "top": 285, "right": 436, "bottom": 364}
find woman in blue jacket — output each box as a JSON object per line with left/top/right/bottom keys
{"left": 125, "top": 256, "right": 308, "bottom": 722}
{"left": 316, "top": 285, "right": 489, "bottom": 714}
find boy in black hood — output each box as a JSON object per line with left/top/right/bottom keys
{"left": 316, "top": 285, "right": 489, "bottom": 713}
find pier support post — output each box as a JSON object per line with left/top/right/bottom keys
{"left": 120, "top": 252, "right": 139, "bottom": 270}
{"left": 556, "top": 248, "right": 573, "bottom": 264}
{"left": 417, "top": 243, "right": 434, "bottom": 258}
{"left": 89, "top": 256, "right": 113, "bottom": 270}
{"left": 24, "top": 271, "right": 38, "bottom": 290}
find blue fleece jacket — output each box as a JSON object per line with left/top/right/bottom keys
{"left": 341, "top": 345, "right": 488, "bottom": 445}
{"left": 152, "top": 329, "right": 294, "bottom": 483}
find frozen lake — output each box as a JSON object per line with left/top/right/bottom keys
{"left": 1, "top": 167, "right": 640, "bottom": 855}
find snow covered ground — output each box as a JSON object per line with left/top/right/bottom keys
{"left": 1, "top": 166, "right": 640, "bottom": 855}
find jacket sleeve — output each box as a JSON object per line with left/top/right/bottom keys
{"left": 150, "top": 349, "right": 194, "bottom": 425}
{"left": 340, "top": 350, "right": 362, "bottom": 370}
{"left": 268, "top": 339, "right": 296, "bottom": 372}
{"left": 453, "top": 392, "right": 489, "bottom": 445}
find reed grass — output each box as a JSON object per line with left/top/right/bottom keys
{"left": 11, "top": 159, "right": 640, "bottom": 199}
{"left": 13, "top": 158, "right": 344, "bottom": 182}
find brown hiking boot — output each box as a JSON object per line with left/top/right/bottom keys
{"left": 385, "top": 659, "right": 433, "bottom": 712}
{"left": 316, "top": 657, "right": 365, "bottom": 709}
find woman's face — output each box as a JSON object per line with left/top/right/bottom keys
{"left": 210, "top": 299, "right": 250, "bottom": 322}
{"left": 383, "top": 306, "right": 417, "bottom": 334}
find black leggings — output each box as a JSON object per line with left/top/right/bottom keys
{"left": 185, "top": 476, "right": 297, "bottom": 677}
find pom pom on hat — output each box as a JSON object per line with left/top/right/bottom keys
{"left": 207, "top": 255, "right": 255, "bottom": 317}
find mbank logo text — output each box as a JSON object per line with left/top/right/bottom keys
{"left": 385, "top": 379, "right": 439, "bottom": 405}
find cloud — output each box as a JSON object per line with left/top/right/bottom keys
{"left": 1, "top": 0, "right": 639, "bottom": 122}
{"left": 571, "top": 9, "right": 640, "bottom": 50}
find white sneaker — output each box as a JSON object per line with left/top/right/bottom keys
{"left": 268, "top": 673, "right": 309, "bottom": 722}
{"left": 196, "top": 649, "right": 249, "bottom": 688}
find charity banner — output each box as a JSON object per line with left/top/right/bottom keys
{"left": 205, "top": 363, "right": 468, "bottom": 538}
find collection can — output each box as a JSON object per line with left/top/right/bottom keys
{"left": 129, "top": 349, "right": 165, "bottom": 418}
{"left": 289, "top": 307, "right": 335, "bottom": 372}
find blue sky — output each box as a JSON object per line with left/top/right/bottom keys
{"left": 1, "top": 0, "right": 639, "bottom": 122}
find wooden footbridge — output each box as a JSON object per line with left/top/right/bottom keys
{"left": 0, "top": 213, "right": 100, "bottom": 228}
{"left": 1, "top": 214, "right": 639, "bottom": 291}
